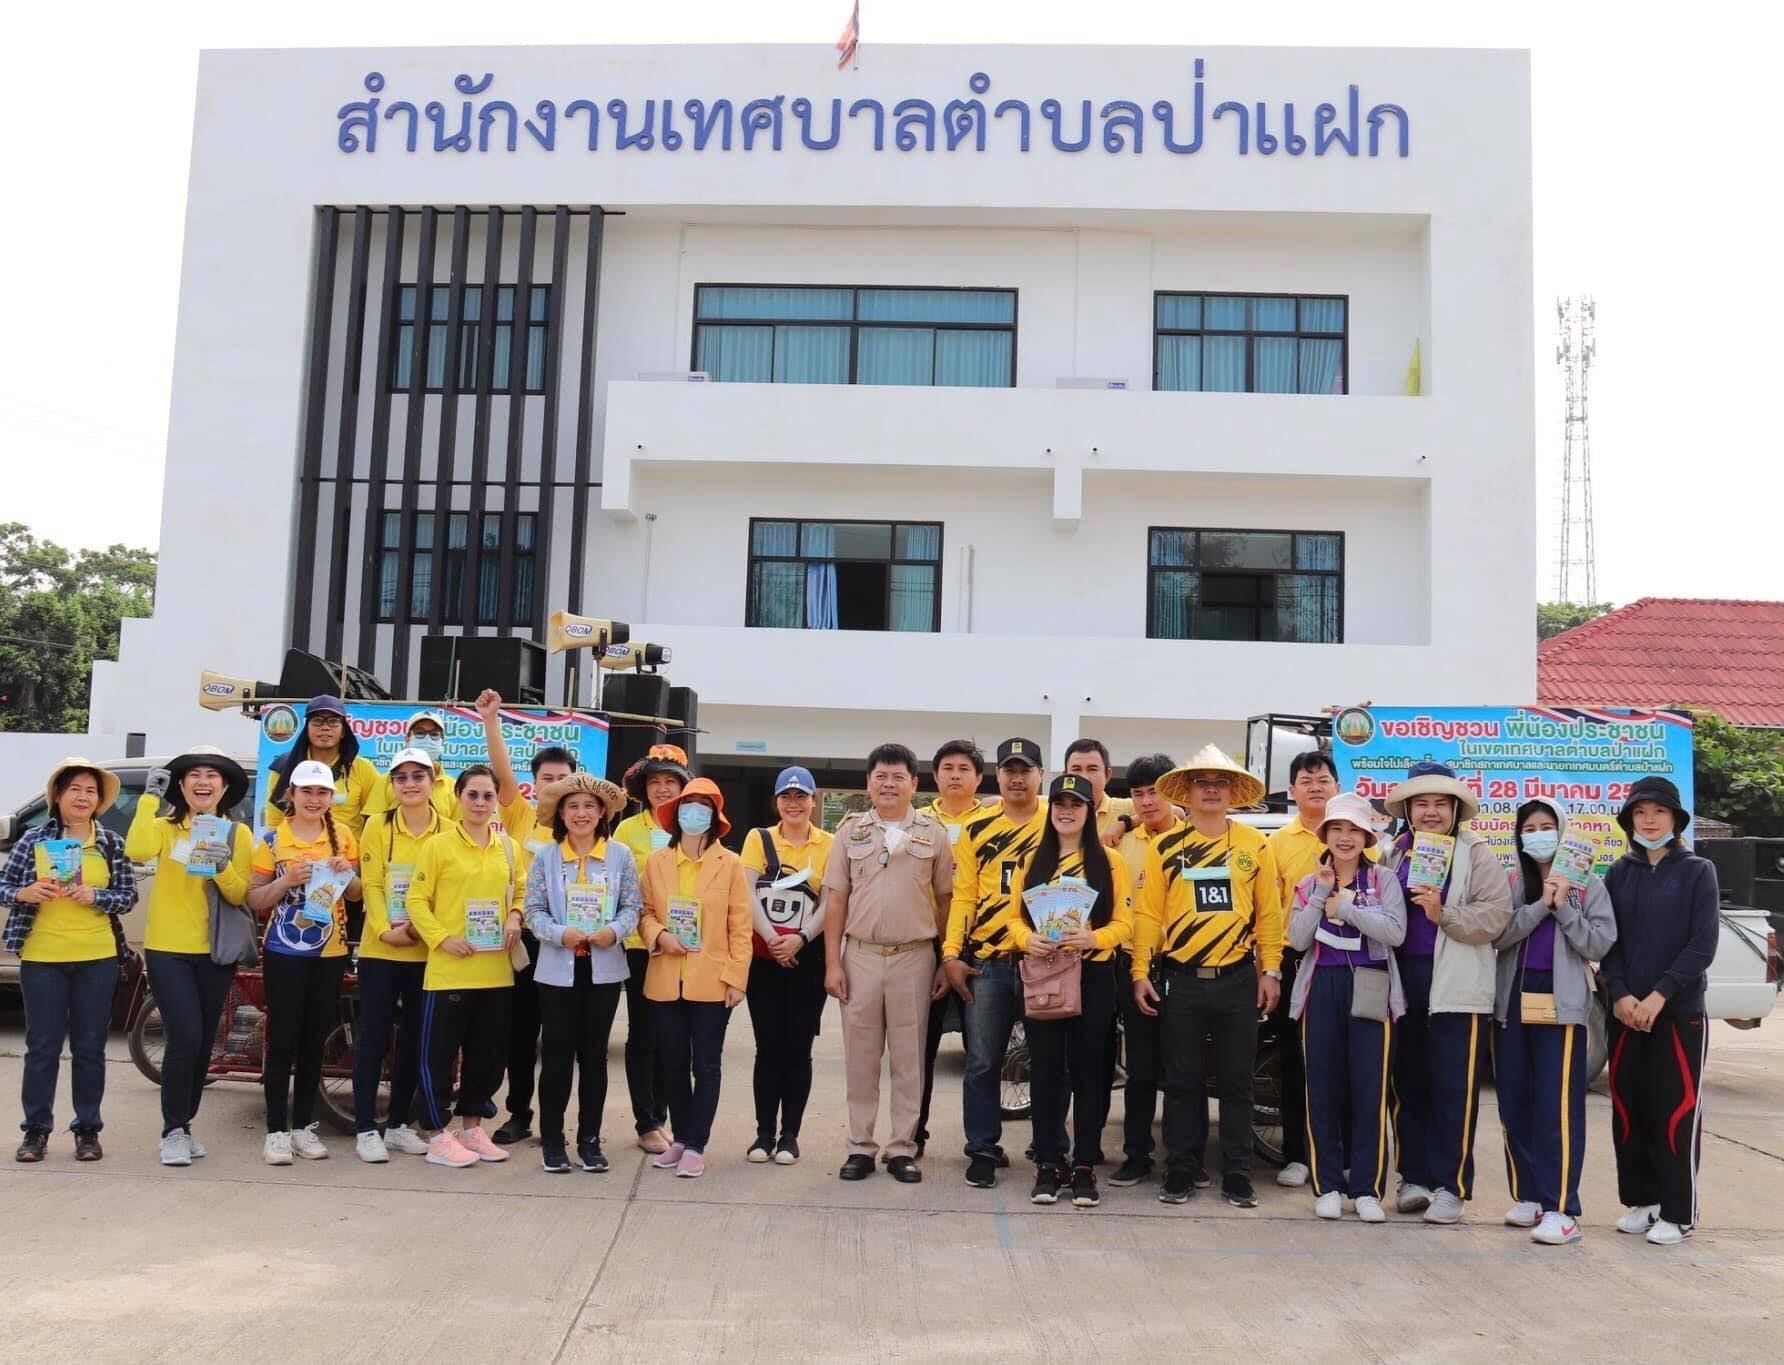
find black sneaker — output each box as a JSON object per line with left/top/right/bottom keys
{"left": 746, "top": 1137, "right": 774, "bottom": 1164}
{"left": 73, "top": 1128, "right": 103, "bottom": 1162}
{"left": 1223, "top": 1174, "right": 1259, "bottom": 1208}
{"left": 1071, "top": 1165, "right": 1100, "bottom": 1208}
{"left": 1159, "top": 1171, "right": 1195, "bottom": 1205}
{"left": 493, "top": 1117, "right": 532, "bottom": 1146}
{"left": 1190, "top": 1166, "right": 1213, "bottom": 1189}
{"left": 1108, "top": 1157, "right": 1152, "bottom": 1188}
{"left": 773, "top": 1137, "right": 800, "bottom": 1166}
{"left": 540, "top": 1139, "right": 571, "bottom": 1173}
{"left": 15, "top": 1128, "right": 48, "bottom": 1163}
{"left": 1030, "top": 1167, "right": 1062, "bottom": 1205}
{"left": 965, "top": 1155, "right": 998, "bottom": 1188}
{"left": 577, "top": 1138, "right": 608, "bottom": 1172}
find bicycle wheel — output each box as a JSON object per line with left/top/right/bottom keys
{"left": 128, "top": 1001, "right": 166, "bottom": 1086}
{"left": 317, "top": 1021, "right": 378, "bottom": 1135}
{"left": 1251, "top": 1038, "right": 1285, "bottom": 1166}
{"left": 999, "top": 1021, "right": 1032, "bottom": 1120}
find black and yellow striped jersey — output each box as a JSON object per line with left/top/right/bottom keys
{"left": 1000, "top": 846, "right": 1135, "bottom": 961}
{"left": 944, "top": 801, "right": 1049, "bottom": 959}
{"left": 1132, "top": 819, "right": 1283, "bottom": 980}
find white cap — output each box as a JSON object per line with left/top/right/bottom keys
{"left": 288, "top": 760, "right": 337, "bottom": 790}
{"left": 388, "top": 746, "right": 437, "bottom": 774}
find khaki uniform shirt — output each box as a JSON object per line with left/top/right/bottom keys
{"left": 822, "top": 808, "right": 955, "bottom": 945}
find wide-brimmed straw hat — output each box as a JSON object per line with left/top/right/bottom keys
{"left": 1156, "top": 744, "right": 1266, "bottom": 809}
{"left": 1317, "top": 792, "right": 1379, "bottom": 849}
{"left": 1385, "top": 761, "right": 1480, "bottom": 822}
{"left": 45, "top": 757, "right": 121, "bottom": 817}
{"left": 624, "top": 744, "right": 691, "bottom": 802}
{"left": 538, "top": 773, "right": 626, "bottom": 827}
{"left": 166, "top": 745, "right": 250, "bottom": 812}
{"left": 655, "top": 776, "right": 732, "bottom": 839}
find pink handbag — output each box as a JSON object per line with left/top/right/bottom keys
{"left": 1020, "top": 950, "right": 1083, "bottom": 1020}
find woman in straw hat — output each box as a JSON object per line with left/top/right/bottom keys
{"left": 125, "top": 745, "right": 254, "bottom": 1166}
{"left": 1286, "top": 791, "right": 1406, "bottom": 1224}
{"left": 1, "top": 758, "right": 135, "bottom": 1163}
{"left": 1379, "top": 761, "right": 1512, "bottom": 1225}
{"left": 525, "top": 773, "right": 639, "bottom": 1174}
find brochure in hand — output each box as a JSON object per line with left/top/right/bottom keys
{"left": 465, "top": 898, "right": 506, "bottom": 951}
{"left": 1022, "top": 880, "right": 1097, "bottom": 941}
{"left": 566, "top": 877, "right": 612, "bottom": 935}
{"left": 185, "top": 815, "right": 231, "bottom": 878}
{"left": 386, "top": 864, "right": 414, "bottom": 925}
{"left": 666, "top": 895, "right": 703, "bottom": 952}
{"left": 301, "top": 864, "right": 353, "bottom": 926}
{"left": 40, "top": 839, "right": 85, "bottom": 894}
{"left": 1552, "top": 833, "right": 1599, "bottom": 887}
{"left": 1405, "top": 832, "right": 1456, "bottom": 892}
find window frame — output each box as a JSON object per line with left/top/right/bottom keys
{"left": 389, "top": 283, "right": 553, "bottom": 396}
{"left": 374, "top": 508, "right": 539, "bottom": 626}
{"left": 1151, "top": 290, "right": 1349, "bottom": 395}
{"left": 691, "top": 284, "right": 1019, "bottom": 388}
{"left": 1145, "top": 525, "right": 1346, "bottom": 644}
{"left": 745, "top": 515, "right": 945, "bottom": 633}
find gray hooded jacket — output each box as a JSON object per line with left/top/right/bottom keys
{"left": 1493, "top": 797, "right": 1618, "bottom": 1027}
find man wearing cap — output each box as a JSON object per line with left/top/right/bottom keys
{"left": 263, "top": 695, "right": 380, "bottom": 836}
{"left": 823, "top": 743, "right": 954, "bottom": 1183}
{"left": 741, "top": 766, "right": 834, "bottom": 1166}
{"left": 1132, "top": 745, "right": 1283, "bottom": 1209}
{"left": 1062, "top": 738, "right": 1137, "bottom": 849}
{"left": 942, "top": 736, "right": 1048, "bottom": 1188}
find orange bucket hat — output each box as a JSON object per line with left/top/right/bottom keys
{"left": 655, "top": 776, "right": 731, "bottom": 839}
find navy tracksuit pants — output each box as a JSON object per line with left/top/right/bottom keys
{"left": 1492, "top": 970, "right": 1588, "bottom": 1217}
{"left": 1299, "top": 965, "right": 1394, "bottom": 1199}
{"left": 1391, "top": 954, "right": 1486, "bottom": 1199}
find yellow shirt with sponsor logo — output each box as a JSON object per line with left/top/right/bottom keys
{"left": 944, "top": 801, "right": 1049, "bottom": 960}
{"left": 125, "top": 795, "right": 254, "bottom": 955}
{"left": 405, "top": 823, "right": 525, "bottom": 991}
{"left": 358, "top": 807, "right": 446, "bottom": 964}
{"left": 20, "top": 834, "right": 114, "bottom": 963}
{"left": 1000, "top": 845, "right": 1135, "bottom": 962}
{"left": 362, "top": 772, "right": 459, "bottom": 825}
{"left": 1132, "top": 819, "right": 1283, "bottom": 979}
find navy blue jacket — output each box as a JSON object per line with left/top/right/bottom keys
{"left": 1600, "top": 845, "right": 1720, "bottom": 1018}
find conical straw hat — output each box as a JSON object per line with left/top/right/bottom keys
{"left": 1156, "top": 744, "right": 1266, "bottom": 810}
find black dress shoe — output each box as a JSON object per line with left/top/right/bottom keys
{"left": 839, "top": 1154, "right": 876, "bottom": 1181}
{"left": 886, "top": 1156, "right": 922, "bottom": 1184}
{"left": 493, "top": 1117, "right": 532, "bottom": 1146}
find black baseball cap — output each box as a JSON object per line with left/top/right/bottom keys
{"left": 996, "top": 737, "right": 1042, "bottom": 769}
{"left": 1049, "top": 773, "right": 1093, "bottom": 804}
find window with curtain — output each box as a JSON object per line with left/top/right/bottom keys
{"left": 1153, "top": 294, "right": 1346, "bottom": 395}
{"left": 1147, "top": 527, "right": 1343, "bottom": 643}
{"left": 391, "top": 284, "right": 552, "bottom": 394}
{"left": 747, "top": 518, "right": 943, "bottom": 632}
{"left": 375, "top": 509, "right": 537, "bottom": 625}
{"left": 694, "top": 285, "right": 1016, "bottom": 388}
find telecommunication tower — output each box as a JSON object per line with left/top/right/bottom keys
{"left": 1555, "top": 296, "right": 1597, "bottom": 604}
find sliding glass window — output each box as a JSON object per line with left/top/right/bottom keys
{"left": 1154, "top": 293, "right": 1347, "bottom": 395}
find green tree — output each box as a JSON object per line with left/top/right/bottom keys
{"left": 1693, "top": 712, "right": 1784, "bottom": 838}
{"left": 0, "top": 523, "right": 156, "bottom": 732}
{"left": 1538, "top": 601, "right": 1615, "bottom": 641}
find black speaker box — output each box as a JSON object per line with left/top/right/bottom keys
{"left": 418, "top": 634, "right": 547, "bottom": 704}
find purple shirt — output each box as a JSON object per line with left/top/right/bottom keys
{"left": 1313, "top": 871, "right": 1386, "bottom": 968}
{"left": 1395, "top": 833, "right": 1441, "bottom": 957}
{"left": 1522, "top": 913, "right": 1558, "bottom": 973}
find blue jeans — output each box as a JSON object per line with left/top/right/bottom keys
{"left": 658, "top": 998, "right": 732, "bottom": 1153}
{"left": 961, "top": 957, "right": 1021, "bottom": 1160}
{"left": 19, "top": 957, "right": 116, "bottom": 1134}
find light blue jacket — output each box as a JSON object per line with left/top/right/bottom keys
{"left": 523, "top": 839, "right": 640, "bottom": 988}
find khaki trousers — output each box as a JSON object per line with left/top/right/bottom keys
{"left": 841, "top": 939, "right": 936, "bottom": 1158}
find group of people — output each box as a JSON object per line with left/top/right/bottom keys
{"left": 2, "top": 706, "right": 1720, "bottom": 1246}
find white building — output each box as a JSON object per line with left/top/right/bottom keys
{"left": 95, "top": 42, "right": 1534, "bottom": 822}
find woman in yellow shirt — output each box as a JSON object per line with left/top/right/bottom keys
{"left": 405, "top": 764, "right": 525, "bottom": 1169}
{"left": 352, "top": 746, "right": 447, "bottom": 1164}
{"left": 1007, "top": 773, "right": 1134, "bottom": 1209}
{"left": 639, "top": 778, "right": 751, "bottom": 1179}
{"left": 1, "top": 758, "right": 135, "bottom": 1163}
{"left": 124, "top": 746, "right": 253, "bottom": 1166}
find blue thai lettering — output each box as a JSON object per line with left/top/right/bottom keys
{"left": 684, "top": 98, "right": 733, "bottom": 151}
{"left": 1100, "top": 99, "right": 1143, "bottom": 153}
{"left": 742, "top": 96, "right": 785, "bottom": 151}
{"left": 337, "top": 71, "right": 383, "bottom": 153}
{"left": 565, "top": 99, "right": 600, "bottom": 151}
{"left": 608, "top": 98, "right": 655, "bottom": 151}
{"left": 425, "top": 99, "right": 473, "bottom": 153}
{"left": 1040, "top": 98, "right": 1092, "bottom": 152}
{"left": 893, "top": 99, "right": 936, "bottom": 152}
{"left": 1213, "top": 99, "right": 1249, "bottom": 155}
{"left": 943, "top": 72, "right": 990, "bottom": 152}
{"left": 478, "top": 100, "right": 518, "bottom": 153}
{"left": 1367, "top": 102, "right": 1409, "bottom": 157}
{"left": 1255, "top": 103, "right": 1278, "bottom": 155}
{"left": 993, "top": 98, "right": 1030, "bottom": 152}
{"left": 848, "top": 98, "right": 885, "bottom": 150}
{"left": 1315, "top": 87, "right": 1358, "bottom": 156}
{"left": 791, "top": 97, "right": 842, "bottom": 150}
{"left": 383, "top": 100, "right": 419, "bottom": 154}
{"left": 660, "top": 100, "right": 683, "bottom": 150}
{"left": 1152, "top": 58, "right": 1206, "bottom": 154}
{"left": 1282, "top": 102, "right": 1307, "bottom": 155}
{"left": 524, "top": 100, "right": 556, "bottom": 151}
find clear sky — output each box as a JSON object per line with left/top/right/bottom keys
{"left": 3, "top": 1, "right": 1775, "bottom": 608}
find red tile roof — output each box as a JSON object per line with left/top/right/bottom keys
{"left": 1538, "top": 598, "right": 1784, "bottom": 728}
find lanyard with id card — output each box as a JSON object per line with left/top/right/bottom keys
{"left": 1183, "top": 863, "right": 1235, "bottom": 914}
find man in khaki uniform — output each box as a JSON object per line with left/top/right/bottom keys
{"left": 823, "top": 742, "right": 955, "bottom": 1183}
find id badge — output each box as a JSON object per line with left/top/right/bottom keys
{"left": 331, "top": 788, "right": 347, "bottom": 807}
{"left": 1185, "top": 865, "right": 1234, "bottom": 914}
{"left": 170, "top": 838, "right": 193, "bottom": 866}
{"left": 946, "top": 823, "right": 963, "bottom": 846}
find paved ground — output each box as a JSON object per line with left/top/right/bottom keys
{"left": 0, "top": 996, "right": 1779, "bottom": 1363}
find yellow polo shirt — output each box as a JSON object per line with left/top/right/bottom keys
{"left": 406, "top": 823, "right": 525, "bottom": 990}
{"left": 362, "top": 772, "right": 459, "bottom": 824}
{"left": 20, "top": 833, "right": 114, "bottom": 963}
{"left": 252, "top": 821, "right": 360, "bottom": 959}
{"left": 613, "top": 808, "right": 672, "bottom": 951}
{"left": 359, "top": 807, "right": 446, "bottom": 964}
{"left": 263, "top": 755, "right": 381, "bottom": 838}
{"left": 126, "top": 795, "right": 254, "bottom": 955}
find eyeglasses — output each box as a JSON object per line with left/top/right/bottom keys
{"left": 309, "top": 716, "right": 344, "bottom": 728}
{"left": 1192, "top": 776, "right": 1233, "bottom": 789}
{"left": 392, "top": 771, "right": 431, "bottom": 785}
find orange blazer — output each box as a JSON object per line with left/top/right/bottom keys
{"left": 639, "top": 842, "right": 753, "bottom": 1002}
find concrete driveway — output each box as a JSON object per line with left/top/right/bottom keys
{"left": 0, "top": 997, "right": 1779, "bottom": 1362}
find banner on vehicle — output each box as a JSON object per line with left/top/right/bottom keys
{"left": 253, "top": 700, "right": 610, "bottom": 827}
{"left": 1330, "top": 705, "right": 1695, "bottom": 871}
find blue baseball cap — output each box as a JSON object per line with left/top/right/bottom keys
{"left": 775, "top": 766, "right": 817, "bottom": 796}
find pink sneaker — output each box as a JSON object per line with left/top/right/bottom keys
{"left": 638, "top": 1128, "right": 671, "bottom": 1155}
{"left": 651, "top": 1142, "right": 687, "bottom": 1170}
{"left": 425, "top": 1131, "right": 478, "bottom": 1168}
{"left": 457, "top": 1126, "right": 509, "bottom": 1162}
{"left": 676, "top": 1148, "right": 706, "bottom": 1179}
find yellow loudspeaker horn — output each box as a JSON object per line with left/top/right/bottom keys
{"left": 547, "top": 611, "right": 631, "bottom": 655}
{"left": 198, "top": 671, "right": 265, "bottom": 712}
{"left": 597, "top": 642, "right": 672, "bottom": 670}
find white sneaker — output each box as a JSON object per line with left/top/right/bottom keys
{"left": 356, "top": 1130, "right": 390, "bottom": 1163}
{"left": 159, "top": 1131, "right": 192, "bottom": 1167}
{"left": 1313, "top": 1191, "right": 1343, "bottom": 1220}
{"left": 1646, "top": 1219, "right": 1691, "bottom": 1246}
{"left": 383, "top": 1124, "right": 430, "bottom": 1156}
{"left": 264, "top": 1131, "right": 294, "bottom": 1166}
{"left": 291, "top": 1123, "right": 330, "bottom": 1160}
{"left": 1356, "top": 1196, "right": 1387, "bottom": 1224}
{"left": 1423, "top": 1190, "right": 1464, "bottom": 1224}
{"left": 1276, "top": 1162, "right": 1310, "bottom": 1188}
{"left": 1532, "top": 1211, "right": 1582, "bottom": 1245}
{"left": 184, "top": 1130, "right": 206, "bottom": 1159}
{"left": 1396, "top": 1182, "right": 1433, "bottom": 1214}
{"left": 1504, "top": 1200, "right": 1542, "bottom": 1228}
{"left": 1616, "top": 1204, "right": 1661, "bottom": 1235}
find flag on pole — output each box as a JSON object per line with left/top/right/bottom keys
{"left": 836, "top": 1, "right": 860, "bottom": 70}
{"left": 1403, "top": 339, "right": 1422, "bottom": 396}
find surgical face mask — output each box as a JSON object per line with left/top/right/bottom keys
{"left": 678, "top": 803, "right": 714, "bottom": 836}
{"left": 1633, "top": 831, "right": 1674, "bottom": 851}
{"left": 410, "top": 736, "right": 444, "bottom": 761}
{"left": 1520, "top": 830, "right": 1560, "bottom": 862}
